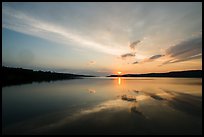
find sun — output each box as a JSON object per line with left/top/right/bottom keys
{"left": 117, "top": 71, "right": 122, "bottom": 74}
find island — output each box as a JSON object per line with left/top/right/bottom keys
{"left": 107, "top": 70, "right": 202, "bottom": 78}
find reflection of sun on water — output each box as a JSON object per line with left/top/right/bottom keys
{"left": 118, "top": 77, "right": 121, "bottom": 85}
{"left": 117, "top": 71, "right": 122, "bottom": 85}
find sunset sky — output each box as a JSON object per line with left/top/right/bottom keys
{"left": 2, "top": 2, "right": 202, "bottom": 76}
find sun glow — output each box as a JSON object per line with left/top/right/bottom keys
{"left": 117, "top": 71, "right": 122, "bottom": 75}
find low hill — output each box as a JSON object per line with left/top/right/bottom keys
{"left": 107, "top": 70, "right": 202, "bottom": 78}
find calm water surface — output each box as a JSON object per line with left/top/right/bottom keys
{"left": 2, "top": 77, "right": 202, "bottom": 135}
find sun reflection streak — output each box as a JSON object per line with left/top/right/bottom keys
{"left": 118, "top": 77, "right": 121, "bottom": 85}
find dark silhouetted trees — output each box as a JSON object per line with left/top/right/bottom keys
{"left": 2, "top": 66, "right": 94, "bottom": 87}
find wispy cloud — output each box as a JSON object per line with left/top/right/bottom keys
{"left": 148, "top": 54, "right": 164, "bottom": 60}
{"left": 120, "top": 40, "right": 141, "bottom": 60}
{"left": 121, "top": 52, "right": 136, "bottom": 59}
{"left": 132, "top": 61, "right": 139, "bottom": 64}
{"left": 133, "top": 54, "right": 164, "bottom": 64}
{"left": 133, "top": 34, "right": 202, "bottom": 65}
{"left": 88, "top": 60, "right": 96, "bottom": 65}
{"left": 2, "top": 5, "right": 124, "bottom": 56}
{"left": 161, "top": 34, "right": 202, "bottom": 65}
{"left": 129, "top": 40, "right": 141, "bottom": 50}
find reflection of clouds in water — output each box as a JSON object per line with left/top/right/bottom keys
{"left": 128, "top": 102, "right": 147, "bottom": 119}
{"left": 131, "top": 90, "right": 166, "bottom": 101}
{"left": 88, "top": 89, "right": 96, "bottom": 94}
{"left": 80, "top": 99, "right": 126, "bottom": 114}
{"left": 42, "top": 99, "right": 128, "bottom": 130}
{"left": 47, "top": 99, "right": 126, "bottom": 128}
{"left": 145, "top": 93, "right": 166, "bottom": 101}
{"left": 118, "top": 88, "right": 200, "bottom": 119}
{"left": 130, "top": 88, "right": 202, "bottom": 117}
{"left": 121, "top": 95, "right": 137, "bottom": 102}
{"left": 130, "top": 106, "right": 147, "bottom": 119}
{"left": 118, "top": 94, "right": 148, "bottom": 118}
{"left": 136, "top": 95, "right": 149, "bottom": 101}
{"left": 51, "top": 89, "right": 202, "bottom": 133}
{"left": 3, "top": 88, "right": 202, "bottom": 134}
{"left": 3, "top": 99, "right": 127, "bottom": 134}
{"left": 161, "top": 89, "right": 202, "bottom": 117}
{"left": 132, "top": 90, "right": 139, "bottom": 94}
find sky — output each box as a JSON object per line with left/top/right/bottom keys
{"left": 2, "top": 2, "right": 202, "bottom": 76}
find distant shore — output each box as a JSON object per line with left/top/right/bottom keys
{"left": 2, "top": 67, "right": 202, "bottom": 87}
{"left": 2, "top": 66, "right": 95, "bottom": 87}
{"left": 107, "top": 70, "right": 202, "bottom": 78}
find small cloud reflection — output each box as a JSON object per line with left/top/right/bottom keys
{"left": 130, "top": 106, "right": 147, "bottom": 119}
{"left": 136, "top": 95, "right": 149, "bottom": 101}
{"left": 132, "top": 90, "right": 166, "bottom": 101}
{"left": 146, "top": 93, "right": 166, "bottom": 101}
{"left": 117, "top": 93, "right": 148, "bottom": 118}
{"left": 121, "top": 95, "right": 137, "bottom": 102}
{"left": 132, "top": 90, "right": 139, "bottom": 94}
{"left": 80, "top": 99, "right": 125, "bottom": 114}
{"left": 88, "top": 89, "right": 96, "bottom": 94}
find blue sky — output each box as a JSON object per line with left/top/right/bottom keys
{"left": 2, "top": 2, "right": 202, "bottom": 76}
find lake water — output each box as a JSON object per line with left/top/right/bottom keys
{"left": 2, "top": 77, "right": 202, "bottom": 135}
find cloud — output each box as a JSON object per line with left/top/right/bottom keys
{"left": 120, "top": 40, "right": 140, "bottom": 60}
{"left": 129, "top": 40, "right": 141, "bottom": 50}
{"left": 121, "top": 52, "right": 136, "bottom": 59}
{"left": 149, "top": 54, "right": 164, "bottom": 60}
{"left": 132, "top": 61, "right": 139, "bottom": 64}
{"left": 133, "top": 54, "right": 164, "bottom": 64}
{"left": 88, "top": 61, "right": 96, "bottom": 65}
{"left": 162, "top": 34, "right": 202, "bottom": 65}
{"left": 133, "top": 34, "right": 202, "bottom": 66}
{"left": 2, "top": 5, "right": 123, "bottom": 56}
